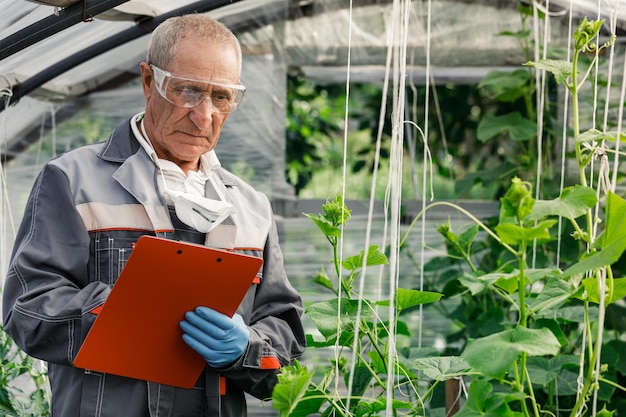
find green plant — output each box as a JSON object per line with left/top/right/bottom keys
{"left": 457, "top": 2, "right": 562, "bottom": 199}
{"left": 409, "top": 16, "right": 626, "bottom": 417}
{"left": 273, "top": 14, "right": 626, "bottom": 417}
{"left": 272, "top": 195, "right": 443, "bottom": 416}
{"left": 412, "top": 178, "right": 626, "bottom": 416}
{"left": 0, "top": 327, "right": 49, "bottom": 417}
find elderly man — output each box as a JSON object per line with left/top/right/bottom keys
{"left": 3, "top": 13, "right": 305, "bottom": 417}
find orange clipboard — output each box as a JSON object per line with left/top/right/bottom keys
{"left": 74, "top": 235, "right": 263, "bottom": 388}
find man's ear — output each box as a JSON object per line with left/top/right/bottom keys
{"left": 139, "top": 62, "right": 154, "bottom": 99}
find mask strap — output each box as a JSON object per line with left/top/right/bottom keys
{"left": 141, "top": 118, "right": 170, "bottom": 194}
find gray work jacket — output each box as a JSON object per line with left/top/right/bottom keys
{"left": 2, "top": 118, "right": 306, "bottom": 417}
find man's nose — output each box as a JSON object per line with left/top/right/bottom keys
{"left": 189, "top": 97, "right": 216, "bottom": 126}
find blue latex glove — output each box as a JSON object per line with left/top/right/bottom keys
{"left": 180, "top": 306, "right": 250, "bottom": 368}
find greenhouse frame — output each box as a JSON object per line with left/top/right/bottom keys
{"left": 1, "top": 0, "right": 626, "bottom": 416}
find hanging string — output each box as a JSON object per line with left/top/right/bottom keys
{"left": 590, "top": 0, "right": 608, "bottom": 244}
{"left": 593, "top": 0, "right": 620, "bottom": 238}
{"left": 530, "top": 0, "right": 550, "bottom": 268}
{"left": 601, "top": 0, "right": 619, "bottom": 134}
{"left": 405, "top": 88, "right": 419, "bottom": 199}
{"left": 416, "top": 0, "right": 434, "bottom": 351}
{"left": 383, "top": 0, "right": 412, "bottom": 410}
{"left": 555, "top": 0, "right": 575, "bottom": 269}
{"left": 610, "top": 7, "right": 626, "bottom": 191}
{"left": 337, "top": 0, "right": 354, "bottom": 410}
{"left": 586, "top": 0, "right": 609, "bottom": 209}
{"left": 0, "top": 75, "right": 16, "bottom": 278}
{"left": 591, "top": 3, "right": 620, "bottom": 415}
{"left": 342, "top": 0, "right": 415, "bottom": 411}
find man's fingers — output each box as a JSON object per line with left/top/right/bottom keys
{"left": 181, "top": 333, "right": 215, "bottom": 358}
{"left": 179, "top": 318, "right": 221, "bottom": 349}
{"left": 195, "top": 306, "right": 231, "bottom": 329}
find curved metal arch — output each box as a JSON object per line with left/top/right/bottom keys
{"left": 0, "top": 0, "right": 243, "bottom": 113}
{"left": 0, "top": 0, "right": 132, "bottom": 61}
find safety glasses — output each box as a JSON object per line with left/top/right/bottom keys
{"left": 150, "top": 64, "right": 246, "bottom": 113}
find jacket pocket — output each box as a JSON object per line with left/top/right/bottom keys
{"left": 91, "top": 236, "right": 138, "bottom": 285}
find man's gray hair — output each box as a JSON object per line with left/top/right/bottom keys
{"left": 147, "top": 14, "right": 242, "bottom": 74}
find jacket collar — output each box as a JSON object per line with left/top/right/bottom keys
{"left": 98, "top": 117, "right": 141, "bottom": 162}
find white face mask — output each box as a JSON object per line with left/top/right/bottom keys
{"left": 138, "top": 117, "right": 235, "bottom": 233}
{"left": 167, "top": 189, "right": 236, "bottom": 233}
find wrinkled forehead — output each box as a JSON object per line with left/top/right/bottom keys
{"left": 168, "top": 36, "right": 241, "bottom": 85}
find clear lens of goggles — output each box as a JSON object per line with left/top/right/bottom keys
{"left": 151, "top": 64, "right": 246, "bottom": 113}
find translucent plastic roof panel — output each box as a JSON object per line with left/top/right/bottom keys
{"left": 3, "top": 0, "right": 609, "bottom": 105}
{"left": 1, "top": 0, "right": 624, "bottom": 156}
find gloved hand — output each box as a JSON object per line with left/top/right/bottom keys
{"left": 180, "top": 306, "right": 250, "bottom": 368}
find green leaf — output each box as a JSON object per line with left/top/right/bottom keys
{"left": 376, "top": 320, "right": 411, "bottom": 338}
{"left": 490, "top": 268, "right": 561, "bottom": 294}
{"left": 376, "top": 288, "right": 442, "bottom": 311}
{"left": 438, "top": 220, "right": 458, "bottom": 244}
{"left": 534, "top": 318, "right": 568, "bottom": 346}
{"left": 412, "top": 356, "right": 471, "bottom": 381}
{"left": 304, "top": 213, "right": 340, "bottom": 237}
{"left": 596, "top": 405, "right": 616, "bottom": 417}
{"left": 368, "top": 350, "right": 386, "bottom": 374}
{"left": 527, "top": 277, "right": 577, "bottom": 315}
{"left": 576, "top": 128, "right": 626, "bottom": 144}
{"left": 458, "top": 224, "right": 481, "bottom": 249}
{"left": 455, "top": 162, "right": 518, "bottom": 197}
{"left": 555, "top": 369, "right": 581, "bottom": 396}
{"left": 306, "top": 298, "right": 373, "bottom": 340}
{"left": 594, "top": 191, "right": 626, "bottom": 252}
{"left": 526, "top": 355, "right": 579, "bottom": 387}
{"left": 582, "top": 277, "right": 626, "bottom": 305}
{"left": 466, "top": 270, "right": 539, "bottom": 295}
{"left": 493, "top": 276, "right": 519, "bottom": 295}
{"left": 499, "top": 177, "right": 535, "bottom": 222}
{"left": 342, "top": 245, "right": 388, "bottom": 270}
{"left": 304, "top": 333, "right": 329, "bottom": 348}
{"left": 478, "top": 69, "right": 531, "bottom": 102}
{"left": 312, "top": 268, "right": 335, "bottom": 292}
{"left": 353, "top": 398, "right": 414, "bottom": 416}
{"left": 459, "top": 271, "right": 491, "bottom": 295}
{"left": 573, "top": 17, "right": 605, "bottom": 52}
{"left": 348, "top": 362, "right": 373, "bottom": 397}
{"left": 562, "top": 192, "right": 626, "bottom": 278}
{"left": 0, "top": 387, "right": 16, "bottom": 415}
{"left": 463, "top": 340, "right": 520, "bottom": 381}
{"left": 455, "top": 380, "right": 493, "bottom": 417}
{"left": 495, "top": 219, "right": 557, "bottom": 246}
{"left": 477, "top": 112, "right": 537, "bottom": 142}
{"left": 395, "top": 288, "right": 442, "bottom": 310}
{"left": 272, "top": 362, "right": 317, "bottom": 417}
{"left": 462, "top": 327, "right": 561, "bottom": 380}
{"left": 322, "top": 194, "right": 352, "bottom": 226}
{"left": 545, "top": 305, "right": 597, "bottom": 323}
{"left": 454, "top": 379, "right": 524, "bottom": 417}
{"left": 528, "top": 185, "right": 597, "bottom": 221}
{"left": 524, "top": 59, "right": 572, "bottom": 84}
{"left": 522, "top": 268, "right": 561, "bottom": 285}
{"left": 438, "top": 221, "right": 480, "bottom": 258}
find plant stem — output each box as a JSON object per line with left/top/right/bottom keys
{"left": 400, "top": 201, "right": 518, "bottom": 256}
{"left": 570, "top": 49, "right": 595, "bottom": 240}
{"left": 569, "top": 300, "right": 599, "bottom": 417}
{"left": 517, "top": 240, "right": 528, "bottom": 328}
{"left": 570, "top": 50, "right": 587, "bottom": 189}
{"left": 523, "top": 361, "right": 541, "bottom": 417}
